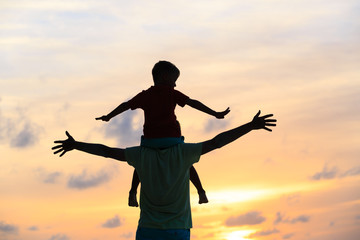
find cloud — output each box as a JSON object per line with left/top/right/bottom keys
{"left": 48, "top": 233, "right": 70, "bottom": 240}
{"left": 289, "top": 215, "right": 310, "bottom": 224}
{"left": 310, "top": 165, "right": 360, "bottom": 181}
{"left": 283, "top": 233, "right": 295, "bottom": 239}
{"left": 103, "top": 110, "right": 142, "bottom": 146}
{"left": 310, "top": 166, "right": 338, "bottom": 180}
{"left": 225, "top": 211, "right": 266, "bottom": 226}
{"left": 274, "top": 212, "right": 283, "bottom": 225}
{"left": 67, "top": 168, "right": 114, "bottom": 190}
{"left": 10, "top": 122, "right": 40, "bottom": 148}
{"left": 0, "top": 111, "right": 13, "bottom": 142}
{"left": 274, "top": 212, "right": 310, "bottom": 225}
{"left": 0, "top": 221, "right": 18, "bottom": 234}
{"left": 36, "top": 168, "right": 63, "bottom": 184}
{"left": 120, "top": 232, "right": 133, "bottom": 239}
{"left": 340, "top": 166, "right": 360, "bottom": 178}
{"left": 0, "top": 107, "right": 43, "bottom": 148}
{"left": 28, "top": 226, "right": 39, "bottom": 231}
{"left": 43, "top": 171, "right": 62, "bottom": 184}
{"left": 204, "top": 118, "right": 230, "bottom": 132}
{"left": 101, "top": 215, "right": 122, "bottom": 228}
{"left": 248, "top": 228, "right": 279, "bottom": 238}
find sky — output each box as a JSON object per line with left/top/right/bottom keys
{"left": 0, "top": 0, "right": 359, "bottom": 239}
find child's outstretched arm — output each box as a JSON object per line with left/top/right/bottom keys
{"left": 186, "top": 98, "right": 230, "bottom": 119}
{"left": 96, "top": 101, "right": 130, "bottom": 122}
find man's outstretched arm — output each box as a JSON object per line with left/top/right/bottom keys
{"left": 52, "top": 131, "right": 126, "bottom": 161}
{"left": 201, "top": 111, "right": 276, "bottom": 155}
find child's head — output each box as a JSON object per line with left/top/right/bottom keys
{"left": 152, "top": 61, "right": 180, "bottom": 87}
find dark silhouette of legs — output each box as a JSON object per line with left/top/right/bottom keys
{"left": 190, "top": 166, "right": 208, "bottom": 204}
{"left": 129, "top": 166, "right": 208, "bottom": 206}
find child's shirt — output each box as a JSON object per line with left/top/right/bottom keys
{"left": 128, "top": 85, "right": 189, "bottom": 138}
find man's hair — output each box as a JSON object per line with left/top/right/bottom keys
{"left": 152, "top": 61, "right": 180, "bottom": 84}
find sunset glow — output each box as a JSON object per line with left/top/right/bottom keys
{"left": 1, "top": 0, "right": 359, "bottom": 240}
{"left": 226, "top": 230, "right": 255, "bottom": 240}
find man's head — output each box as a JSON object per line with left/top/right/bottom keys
{"left": 152, "top": 61, "right": 180, "bottom": 87}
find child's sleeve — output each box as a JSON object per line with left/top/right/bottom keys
{"left": 174, "top": 90, "right": 189, "bottom": 107}
{"left": 127, "top": 90, "right": 146, "bottom": 110}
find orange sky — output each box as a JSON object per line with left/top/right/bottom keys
{"left": 1, "top": 1, "right": 359, "bottom": 240}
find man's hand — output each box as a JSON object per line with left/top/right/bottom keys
{"left": 251, "top": 110, "right": 277, "bottom": 131}
{"left": 52, "top": 131, "right": 75, "bottom": 157}
{"left": 215, "top": 107, "right": 231, "bottom": 119}
{"left": 95, "top": 115, "right": 111, "bottom": 122}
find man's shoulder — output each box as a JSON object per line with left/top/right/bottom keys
{"left": 180, "top": 143, "right": 202, "bottom": 165}
{"left": 181, "top": 142, "right": 202, "bottom": 151}
{"left": 124, "top": 145, "right": 141, "bottom": 157}
{"left": 126, "top": 143, "right": 201, "bottom": 154}
{"left": 125, "top": 143, "right": 202, "bottom": 167}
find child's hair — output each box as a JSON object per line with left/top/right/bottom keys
{"left": 152, "top": 61, "right": 180, "bottom": 84}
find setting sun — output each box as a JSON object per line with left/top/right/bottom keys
{"left": 207, "top": 189, "right": 271, "bottom": 204}
{"left": 226, "top": 230, "right": 255, "bottom": 240}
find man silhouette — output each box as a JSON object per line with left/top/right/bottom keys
{"left": 52, "top": 111, "right": 276, "bottom": 240}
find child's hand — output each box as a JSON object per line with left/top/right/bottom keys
{"left": 251, "top": 110, "right": 277, "bottom": 131}
{"left": 95, "top": 115, "right": 111, "bottom": 122}
{"left": 215, "top": 107, "right": 230, "bottom": 119}
{"left": 52, "top": 131, "right": 75, "bottom": 157}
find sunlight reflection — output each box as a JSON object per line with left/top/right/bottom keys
{"left": 194, "top": 182, "right": 329, "bottom": 206}
{"left": 226, "top": 230, "right": 255, "bottom": 240}
{"left": 207, "top": 189, "right": 271, "bottom": 204}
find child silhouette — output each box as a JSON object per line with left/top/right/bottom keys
{"left": 96, "top": 61, "right": 230, "bottom": 207}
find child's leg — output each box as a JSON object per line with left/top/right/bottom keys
{"left": 189, "top": 166, "right": 208, "bottom": 204}
{"left": 129, "top": 169, "right": 140, "bottom": 207}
